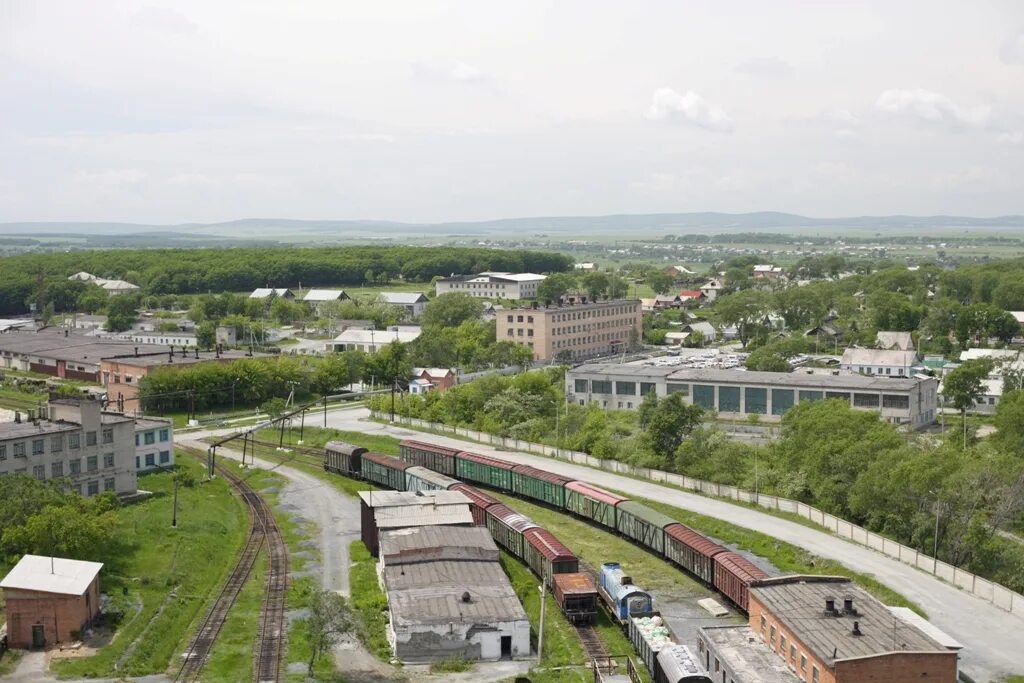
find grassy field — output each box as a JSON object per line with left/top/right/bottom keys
{"left": 202, "top": 546, "right": 267, "bottom": 682}
{"left": 348, "top": 540, "right": 392, "bottom": 661}
{"left": 52, "top": 455, "right": 248, "bottom": 678}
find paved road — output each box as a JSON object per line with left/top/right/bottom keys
{"left": 322, "top": 409, "right": 1024, "bottom": 682}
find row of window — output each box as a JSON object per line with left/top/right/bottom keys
{"left": 856, "top": 366, "right": 906, "bottom": 376}
{"left": 549, "top": 305, "right": 636, "bottom": 322}
{"left": 0, "top": 429, "right": 114, "bottom": 460}
{"left": 17, "top": 453, "right": 116, "bottom": 480}
{"left": 761, "top": 615, "right": 820, "bottom": 682}
{"left": 135, "top": 429, "right": 171, "bottom": 446}
{"left": 135, "top": 451, "right": 172, "bottom": 468}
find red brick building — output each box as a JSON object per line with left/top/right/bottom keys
{"left": 0, "top": 555, "right": 102, "bottom": 648}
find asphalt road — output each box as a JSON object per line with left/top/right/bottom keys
{"left": 322, "top": 408, "right": 1024, "bottom": 683}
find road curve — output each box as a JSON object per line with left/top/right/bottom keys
{"left": 323, "top": 408, "right": 1023, "bottom": 682}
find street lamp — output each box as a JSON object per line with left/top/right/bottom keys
{"left": 153, "top": 462, "right": 179, "bottom": 528}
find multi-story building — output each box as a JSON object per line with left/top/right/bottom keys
{"left": 840, "top": 348, "right": 920, "bottom": 377}
{"left": 566, "top": 364, "right": 939, "bottom": 428}
{"left": 0, "top": 398, "right": 138, "bottom": 496}
{"left": 435, "top": 272, "right": 546, "bottom": 300}
{"left": 133, "top": 417, "right": 175, "bottom": 472}
{"left": 496, "top": 300, "right": 642, "bottom": 361}
{"left": 745, "top": 575, "right": 958, "bottom": 683}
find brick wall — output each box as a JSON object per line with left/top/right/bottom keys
{"left": 4, "top": 580, "right": 100, "bottom": 647}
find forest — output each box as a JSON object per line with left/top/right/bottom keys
{"left": 0, "top": 245, "right": 573, "bottom": 315}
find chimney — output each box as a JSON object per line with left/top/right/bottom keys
{"left": 461, "top": 591, "right": 472, "bottom": 603}
{"left": 851, "top": 621, "right": 863, "bottom": 637}
{"left": 134, "top": 346, "right": 138, "bottom": 357}
{"left": 843, "top": 596, "right": 857, "bottom": 615}
{"left": 824, "top": 596, "right": 837, "bottom": 615}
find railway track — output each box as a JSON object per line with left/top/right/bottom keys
{"left": 175, "top": 453, "right": 288, "bottom": 683}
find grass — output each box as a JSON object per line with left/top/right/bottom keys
{"left": 52, "top": 455, "right": 249, "bottom": 678}
{"left": 349, "top": 540, "right": 392, "bottom": 661}
{"left": 256, "top": 425, "right": 401, "bottom": 455}
{"left": 0, "top": 650, "right": 22, "bottom": 677}
{"left": 429, "top": 656, "right": 474, "bottom": 673}
{"left": 201, "top": 547, "right": 266, "bottom": 682}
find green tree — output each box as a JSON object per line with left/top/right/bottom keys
{"left": 643, "top": 393, "right": 704, "bottom": 456}
{"left": 364, "top": 342, "right": 413, "bottom": 388}
{"left": 261, "top": 397, "right": 288, "bottom": 420}
{"left": 105, "top": 294, "right": 141, "bottom": 332}
{"left": 646, "top": 270, "right": 674, "bottom": 295}
{"left": 942, "top": 358, "right": 994, "bottom": 448}
{"left": 581, "top": 271, "right": 611, "bottom": 300}
{"left": 305, "top": 589, "right": 354, "bottom": 675}
{"left": 606, "top": 274, "right": 629, "bottom": 299}
{"left": 76, "top": 284, "right": 108, "bottom": 314}
{"left": 536, "top": 273, "right": 577, "bottom": 303}
{"left": 992, "top": 390, "right": 1024, "bottom": 456}
{"left": 1, "top": 496, "right": 120, "bottom": 563}
{"left": 196, "top": 321, "right": 217, "bottom": 349}
{"left": 714, "top": 289, "right": 770, "bottom": 347}
{"left": 420, "top": 293, "right": 484, "bottom": 328}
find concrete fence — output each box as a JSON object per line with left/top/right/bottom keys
{"left": 373, "top": 411, "right": 1023, "bottom": 617}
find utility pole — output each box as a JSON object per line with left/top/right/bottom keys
{"left": 537, "top": 582, "right": 546, "bottom": 662}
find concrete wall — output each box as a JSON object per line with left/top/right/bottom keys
{"left": 390, "top": 618, "right": 531, "bottom": 663}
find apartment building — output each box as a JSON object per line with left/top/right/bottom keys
{"left": 134, "top": 417, "right": 174, "bottom": 472}
{"left": 435, "top": 272, "right": 546, "bottom": 300}
{"left": 0, "top": 398, "right": 138, "bottom": 496}
{"left": 496, "top": 300, "right": 642, "bottom": 361}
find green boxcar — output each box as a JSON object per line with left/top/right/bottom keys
{"left": 511, "top": 465, "right": 572, "bottom": 508}
{"left": 361, "top": 452, "right": 409, "bottom": 491}
{"left": 455, "top": 451, "right": 514, "bottom": 491}
{"left": 564, "top": 481, "right": 627, "bottom": 532}
{"left": 615, "top": 500, "right": 676, "bottom": 555}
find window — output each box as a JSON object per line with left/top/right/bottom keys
{"left": 506, "top": 329, "right": 513, "bottom": 337}
{"left": 574, "top": 379, "right": 589, "bottom": 393}
{"left": 517, "top": 315, "right": 524, "bottom": 322}
{"left": 86, "top": 455, "right": 98, "bottom": 472}
{"left": 615, "top": 381, "right": 637, "bottom": 396}
{"left": 159, "top": 429, "right": 170, "bottom": 442}
{"left": 591, "top": 380, "right": 612, "bottom": 394}
{"left": 640, "top": 382, "right": 657, "bottom": 396}
{"left": 135, "top": 434, "right": 140, "bottom": 447}
{"left": 69, "top": 433, "right": 80, "bottom": 449}
{"left": 32, "top": 465, "right": 45, "bottom": 480}
{"left": 769, "top": 625, "right": 776, "bottom": 647}
{"left": 145, "top": 453, "right": 155, "bottom": 467}
{"left": 798, "top": 390, "right": 823, "bottom": 403}
{"left": 86, "top": 431, "right": 97, "bottom": 446}
{"left": 527, "top": 316, "right": 533, "bottom": 323}
{"left": 144, "top": 431, "right": 155, "bottom": 445}
{"left": 13, "top": 442, "right": 25, "bottom": 457}
{"left": 718, "top": 386, "right": 741, "bottom": 412}
{"left": 882, "top": 394, "right": 909, "bottom": 409}
{"left": 789, "top": 644, "right": 796, "bottom": 662}
{"left": 135, "top": 456, "right": 140, "bottom": 469}
{"left": 745, "top": 387, "right": 768, "bottom": 414}
{"left": 667, "top": 383, "right": 689, "bottom": 395}
{"left": 32, "top": 439, "right": 44, "bottom": 455}
{"left": 800, "top": 655, "right": 807, "bottom": 671}
{"left": 69, "top": 459, "right": 81, "bottom": 475}
{"left": 506, "top": 315, "right": 513, "bottom": 322}
{"left": 812, "top": 666, "right": 819, "bottom": 683}
{"left": 693, "top": 384, "right": 715, "bottom": 410}
{"left": 825, "top": 391, "right": 850, "bottom": 402}
{"left": 527, "top": 329, "right": 534, "bottom": 337}
{"left": 771, "top": 389, "right": 795, "bottom": 415}
{"left": 103, "top": 453, "right": 114, "bottom": 468}
{"left": 104, "top": 477, "right": 115, "bottom": 491}
{"left": 760, "top": 615, "right": 766, "bottom": 634}
{"left": 853, "top": 392, "right": 879, "bottom": 408}
{"left": 51, "top": 461, "right": 63, "bottom": 478}
{"left": 0, "top": 444, "right": 5, "bottom": 460}
{"left": 159, "top": 450, "right": 170, "bottom": 464}
{"left": 51, "top": 435, "right": 63, "bottom": 452}
{"left": 517, "top": 329, "right": 523, "bottom": 336}
{"left": 780, "top": 635, "right": 786, "bottom": 653}
{"left": 87, "top": 480, "right": 99, "bottom": 496}
{"left": 102, "top": 428, "right": 113, "bottom": 444}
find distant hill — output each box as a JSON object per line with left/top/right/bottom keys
{"left": 3, "top": 212, "right": 1024, "bottom": 238}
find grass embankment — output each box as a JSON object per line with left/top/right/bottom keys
{"left": 348, "top": 541, "right": 392, "bottom": 660}
{"left": 52, "top": 456, "right": 249, "bottom": 678}
{"left": 201, "top": 546, "right": 267, "bottom": 682}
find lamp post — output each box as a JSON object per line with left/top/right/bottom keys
{"left": 154, "top": 463, "right": 179, "bottom": 528}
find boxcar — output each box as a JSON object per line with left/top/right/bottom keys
{"left": 663, "top": 523, "right": 726, "bottom": 585}
{"left": 598, "top": 562, "right": 653, "bottom": 622}
{"left": 510, "top": 465, "right": 572, "bottom": 508}
{"left": 713, "top": 552, "right": 769, "bottom": 612}
{"left": 552, "top": 572, "right": 598, "bottom": 625}
{"left": 324, "top": 440, "right": 367, "bottom": 476}
{"left": 448, "top": 482, "right": 499, "bottom": 526}
{"left": 565, "top": 481, "right": 626, "bottom": 531}
{"left": 485, "top": 503, "right": 538, "bottom": 559}
{"left": 523, "top": 527, "right": 579, "bottom": 581}
{"left": 398, "top": 439, "right": 460, "bottom": 476}
{"left": 404, "top": 465, "right": 461, "bottom": 492}
{"left": 628, "top": 613, "right": 675, "bottom": 678}
{"left": 616, "top": 501, "right": 676, "bottom": 556}
{"left": 656, "top": 645, "right": 712, "bottom": 683}
{"left": 360, "top": 452, "right": 410, "bottom": 491}
{"left": 455, "top": 450, "right": 515, "bottom": 491}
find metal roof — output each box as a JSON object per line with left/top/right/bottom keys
{"left": 378, "top": 292, "right": 428, "bottom": 304}
{"left": 385, "top": 560, "right": 528, "bottom": 626}
{"left": 1, "top": 555, "right": 103, "bottom": 596}
{"left": 840, "top": 348, "right": 919, "bottom": 367}
{"left": 886, "top": 607, "right": 963, "bottom": 650}
{"left": 511, "top": 464, "right": 574, "bottom": 486}
{"left": 666, "top": 367, "right": 932, "bottom": 391}
{"left": 700, "top": 625, "right": 800, "bottom": 682}
{"left": 400, "top": 438, "right": 461, "bottom": 457}
{"left": 665, "top": 523, "right": 727, "bottom": 558}
{"left": 616, "top": 501, "right": 677, "bottom": 530}
{"left": 361, "top": 452, "right": 411, "bottom": 470}
{"left": 303, "top": 289, "right": 348, "bottom": 302}
{"left": 457, "top": 450, "right": 515, "bottom": 470}
{"left": 750, "top": 576, "right": 948, "bottom": 667}
{"left": 717, "top": 552, "right": 769, "bottom": 583}
{"left": 374, "top": 505, "right": 474, "bottom": 529}
{"left": 357, "top": 490, "right": 470, "bottom": 509}
{"left": 0, "top": 420, "right": 79, "bottom": 440}
{"left": 380, "top": 526, "right": 498, "bottom": 565}
{"left": 565, "top": 480, "right": 628, "bottom": 506}
{"left": 524, "top": 528, "right": 576, "bottom": 563}
{"left": 449, "top": 483, "right": 500, "bottom": 510}
{"left": 552, "top": 572, "right": 596, "bottom": 595}
{"left": 486, "top": 504, "right": 539, "bottom": 533}
{"left": 405, "top": 466, "right": 461, "bottom": 489}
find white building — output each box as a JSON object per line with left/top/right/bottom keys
{"left": 303, "top": 289, "right": 351, "bottom": 312}
{"left": 840, "top": 348, "right": 920, "bottom": 377}
{"left": 133, "top": 417, "right": 174, "bottom": 472}
{"left": 249, "top": 288, "right": 295, "bottom": 300}
{"left": 67, "top": 272, "right": 140, "bottom": 296}
{"left": 752, "top": 265, "right": 785, "bottom": 279}
{"left": 329, "top": 328, "right": 421, "bottom": 353}
{"left": 435, "top": 273, "right": 546, "bottom": 301}
{"left": 378, "top": 292, "right": 429, "bottom": 318}
{"left": 700, "top": 279, "right": 724, "bottom": 301}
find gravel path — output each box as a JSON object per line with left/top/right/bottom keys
{"left": 320, "top": 409, "right": 1024, "bottom": 683}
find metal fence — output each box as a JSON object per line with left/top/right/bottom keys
{"left": 374, "top": 411, "right": 1023, "bottom": 616}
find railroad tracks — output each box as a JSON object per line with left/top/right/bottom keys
{"left": 175, "top": 454, "right": 288, "bottom": 683}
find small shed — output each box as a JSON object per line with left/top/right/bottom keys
{"left": 0, "top": 555, "right": 103, "bottom": 648}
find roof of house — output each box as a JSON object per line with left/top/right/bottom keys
{"left": 333, "top": 329, "right": 421, "bottom": 344}
{"left": 750, "top": 576, "right": 947, "bottom": 667}
{"left": 133, "top": 416, "right": 173, "bottom": 431}
{"left": 678, "top": 290, "right": 704, "bottom": 298}
{"left": 384, "top": 560, "right": 527, "bottom": 626}
{"left": 478, "top": 272, "right": 546, "bottom": 282}
{"left": 249, "top": 288, "right": 292, "bottom": 298}
{"left": 413, "top": 367, "right": 454, "bottom": 379}
{"left": 303, "top": 289, "right": 348, "bottom": 302}
{"left": 0, "top": 555, "right": 103, "bottom": 596}
{"left": 373, "top": 504, "right": 474, "bottom": 529}
{"left": 840, "top": 348, "right": 919, "bottom": 367}
{"left": 378, "top": 292, "right": 429, "bottom": 304}
{"left": 1009, "top": 311, "right": 1024, "bottom": 324}
{"left": 68, "top": 272, "right": 97, "bottom": 281}
{"left": 959, "top": 348, "right": 1019, "bottom": 362}
{"left": 876, "top": 331, "right": 914, "bottom": 351}
{"left": 701, "top": 279, "right": 724, "bottom": 289}
{"left": 98, "top": 279, "right": 140, "bottom": 291}
{"left": 0, "top": 420, "right": 80, "bottom": 440}
{"left": 684, "top": 321, "right": 717, "bottom": 336}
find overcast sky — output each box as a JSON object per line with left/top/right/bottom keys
{"left": 2, "top": 1, "right": 1023, "bottom": 224}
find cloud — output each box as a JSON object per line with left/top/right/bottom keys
{"left": 874, "top": 88, "right": 991, "bottom": 129}
{"left": 450, "top": 62, "right": 485, "bottom": 83}
{"left": 735, "top": 56, "right": 793, "bottom": 78}
{"left": 129, "top": 6, "right": 198, "bottom": 34}
{"left": 411, "top": 60, "right": 487, "bottom": 84}
{"left": 646, "top": 88, "right": 734, "bottom": 132}
{"left": 997, "top": 131, "right": 1023, "bottom": 146}
{"left": 1000, "top": 28, "right": 1024, "bottom": 65}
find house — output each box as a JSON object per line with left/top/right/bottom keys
{"left": 752, "top": 264, "right": 785, "bottom": 280}
{"left": 677, "top": 290, "right": 705, "bottom": 307}
{"left": 639, "top": 298, "right": 658, "bottom": 313}
{"left": 682, "top": 321, "right": 717, "bottom": 342}
{"left": 496, "top": 300, "right": 642, "bottom": 361}
{"left": 664, "top": 265, "right": 695, "bottom": 278}
{"left": 574, "top": 263, "right": 597, "bottom": 272}
{"left": 699, "top": 279, "right": 724, "bottom": 301}
{"left": 653, "top": 294, "right": 681, "bottom": 309}
{"left": 840, "top": 348, "right": 920, "bottom": 377}
{"left": 0, "top": 555, "right": 103, "bottom": 648}
{"left": 379, "top": 292, "right": 429, "bottom": 318}
{"left": 329, "top": 328, "right": 421, "bottom": 353}
{"left": 248, "top": 288, "right": 295, "bottom": 300}
{"left": 303, "top": 289, "right": 351, "bottom": 309}
{"left": 411, "top": 367, "right": 457, "bottom": 393}
{"left": 876, "top": 330, "right": 914, "bottom": 351}
{"left": 133, "top": 417, "right": 174, "bottom": 472}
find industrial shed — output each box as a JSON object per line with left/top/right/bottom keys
{"left": 379, "top": 526, "right": 530, "bottom": 663}
{"left": 0, "top": 555, "right": 102, "bottom": 648}
{"left": 358, "top": 490, "right": 473, "bottom": 556}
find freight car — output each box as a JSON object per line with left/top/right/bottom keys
{"left": 565, "top": 481, "right": 625, "bottom": 531}
{"left": 616, "top": 501, "right": 676, "bottom": 556}
{"left": 655, "top": 645, "right": 712, "bottom": 683}
{"left": 664, "top": 523, "right": 726, "bottom": 585}
{"left": 523, "top": 527, "right": 579, "bottom": 581}
{"left": 552, "top": 572, "right": 599, "bottom": 625}
{"left": 455, "top": 450, "right": 515, "bottom": 491}
{"left": 628, "top": 613, "right": 674, "bottom": 679}
{"left": 324, "top": 440, "right": 367, "bottom": 476}
{"left": 485, "top": 503, "right": 539, "bottom": 558}
{"left": 510, "top": 465, "right": 573, "bottom": 508}
{"left": 598, "top": 562, "right": 653, "bottom": 622}
{"left": 713, "top": 552, "right": 769, "bottom": 612}
{"left": 398, "top": 439, "right": 460, "bottom": 476}
{"left": 405, "top": 465, "right": 461, "bottom": 492}
{"left": 448, "top": 482, "right": 499, "bottom": 526}
{"left": 360, "top": 452, "right": 410, "bottom": 491}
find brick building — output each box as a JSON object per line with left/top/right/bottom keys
{"left": 496, "top": 300, "right": 642, "bottom": 361}
{"left": 746, "top": 576, "right": 958, "bottom": 683}
{"left": 0, "top": 555, "right": 103, "bottom": 648}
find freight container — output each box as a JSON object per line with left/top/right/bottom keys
{"left": 485, "top": 503, "right": 538, "bottom": 559}
{"left": 628, "top": 613, "right": 675, "bottom": 677}
{"left": 324, "top": 441, "right": 366, "bottom": 476}
{"left": 655, "top": 645, "right": 712, "bottom": 683}
{"left": 448, "top": 482, "right": 499, "bottom": 526}
{"left": 565, "top": 481, "right": 626, "bottom": 531}
{"left": 360, "top": 452, "right": 410, "bottom": 491}
{"left": 455, "top": 450, "right": 515, "bottom": 491}
{"left": 523, "top": 527, "right": 579, "bottom": 581}
{"left": 616, "top": 501, "right": 676, "bottom": 555}
{"left": 404, "top": 465, "right": 461, "bottom": 492}
{"left": 552, "top": 572, "right": 598, "bottom": 625}
{"left": 713, "top": 552, "right": 768, "bottom": 612}
{"left": 663, "top": 523, "right": 726, "bottom": 585}
{"left": 510, "top": 465, "right": 572, "bottom": 508}
{"left": 398, "top": 439, "right": 460, "bottom": 476}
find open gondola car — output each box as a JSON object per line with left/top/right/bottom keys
{"left": 713, "top": 552, "right": 769, "bottom": 612}
{"left": 552, "top": 572, "right": 599, "bottom": 625}
{"left": 485, "top": 503, "right": 539, "bottom": 559}
{"left": 324, "top": 440, "right": 367, "bottom": 476}
{"left": 360, "top": 452, "right": 411, "bottom": 491}
{"left": 448, "top": 482, "right": 500, "bottom": 526}
{"left": 664, "top": 523, "right": 727, "bottom": 585}
{"left": 565, "top": 481, "right": 626, "bottom": 532}
{"left": 455, "top": 450, "right": 516, "bottom": 491}
{"left": 398, "top": 439, "right": 461, "bottom": 476}
{"left": 523, "top": 527, "right": 579, "bottom": 581}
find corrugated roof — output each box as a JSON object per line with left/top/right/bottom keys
{"left": 362, "top": 452, "right": 411, "bottom": 470}
{"left": 374, "top": 505, "right": 473, "bottom": 529}
{"left": 665, "top": 523, "right": 727, "bottom": 558}
{"left": 616, "top": 501, "right": 677, "bottom": 530}
{"left": 876, "top": 331, "right": 914, "bottom": 351}
{"left": 457, "top": 450, "right": 515, "bottom": 470}
{"left": 717, "top": 552, "right": 769, "bottom": 583}
{"left": 841, "top": 348, "right": 919, "bottom": 367}
{"left": 566, "top": 481, "right": 628, "bottom": 506}
{"left": 357, "top": 490, "right": 470, "bottom": 509}
{"left": 406, "top": 466, "right": 461, "bottom": 489}
{"left": 385, "top": 560, "right": 528, "bottom": 625}
{"left": 380, "top": 526, "right": 498, "bottom": 565}
{"left": 1, "top": 555, "right": 102, "bottom": 595}
{"left": 487, "top": 504, "right": 539, "bottom": 533}
{"left": 378, "top": 292, "right": 428, "bottom": 304}
{"left": 512, "top": 464, "right": 573, "bottom": 486}
{"left": 303, "top": 289, "right": 348, "bottom": 302}
{"left": 449, "top": 483, "right": 500, "bottom": 510}
{"left": 400, "top": 439, "right": 461, "bottom": 457}
{"left": 523, "top": 528, "right": 576, "bottom": 563}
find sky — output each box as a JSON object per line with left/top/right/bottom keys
{"left": 1, "top": 0, "right": 1023, "bottom": 224}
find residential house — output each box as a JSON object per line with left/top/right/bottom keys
{"left": 681, "top": 321, "right": 717, "bottom": 343}
{"left": 677, "top": 290, "right": 705, "bottom": 307}
{"left": 573, "top": 263, "right": 597, "bottom": 272}
{"left": 653, "top": 294, "right": 681, "bottom": 310}
{"left": 496, "top": 300, "right": 642, "bottom": 361}
{"left": 752, "top": 264, "right": 785, "bottom": 280}
{"left": 303, "top": 289, "right": 351, "bottom": 312}
{"left": 67, "top": 272, "right": 140, "bottom": 296}
{"left": 699, "top": 279, "right": 724, "bottom": 301}
{"left": 664, "top": 265, "right": 695, "bottom": 278}
{"left": 379, "top": 292, "right": 429, "bottom": 318}
{"left": 410, "top": 367, "right": 457, "bottom": 393}
{"left": 840, "top": 348, "right": 920, "bottom": 377}
{"left": 875, "top": 330, "right": 914, "bottom": 351}
{"left": 249, "top": 288, "right": 295, "bottom": 300}
{"left": 329, "top": 328, "right": 421, "bottom": 353}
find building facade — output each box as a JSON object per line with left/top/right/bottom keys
{"left": 435, "top": 272, "right": 546, "bottom": 300}
{"left": 0, "top": 398, "right": 138, "bottom": 496}
{"left": 840, "top": 348, "right": 920, "bottom": 377}
{"left": 0, "top": 555, "right": 103, "bottom": 648}
{"left": 329, "top": 328, "right": 421, "bottom": 354}
{"left": 378, "top": 292, "right": 429, "bottom": 318}
{"left": 134, "top": 417, "right": 174, "bottom": 472}
{"left": 497, "top": 300, "right": 642, "bottom": 361}
{"left": 566, "top": 365, "right": 938, "bottom": 428}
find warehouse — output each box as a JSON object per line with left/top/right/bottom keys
{"left": 0, "top": 555, "right": 103, "bottom": 648}
{"left": 357, "top": 490, "right": 474, "bottom": 556}
{"left": 379, "top": 526, "right": 530, "bottom": 663}
{"left": 566, "top": 365, "right": 938, "bottom": 428}
{"left": 697, "top": 625, "right": 800, "bottom": 683}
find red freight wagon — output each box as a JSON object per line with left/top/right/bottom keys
{"left": 448, "top": 482, "right": 500, "bottom": 526}
{"left": 664, "top": 522, "right": 727, "bottom": 585}
{"left": 523, "top": 527, "right": 579, "bottom": 580}
{"left": 552, "top": 572, "right": 598, "bottom": 625}
{"left": 398, "top": 439, "right": 461, "bottom": 476}
{"left": 713, "top": 551, "right": 769, "bottom": 612}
